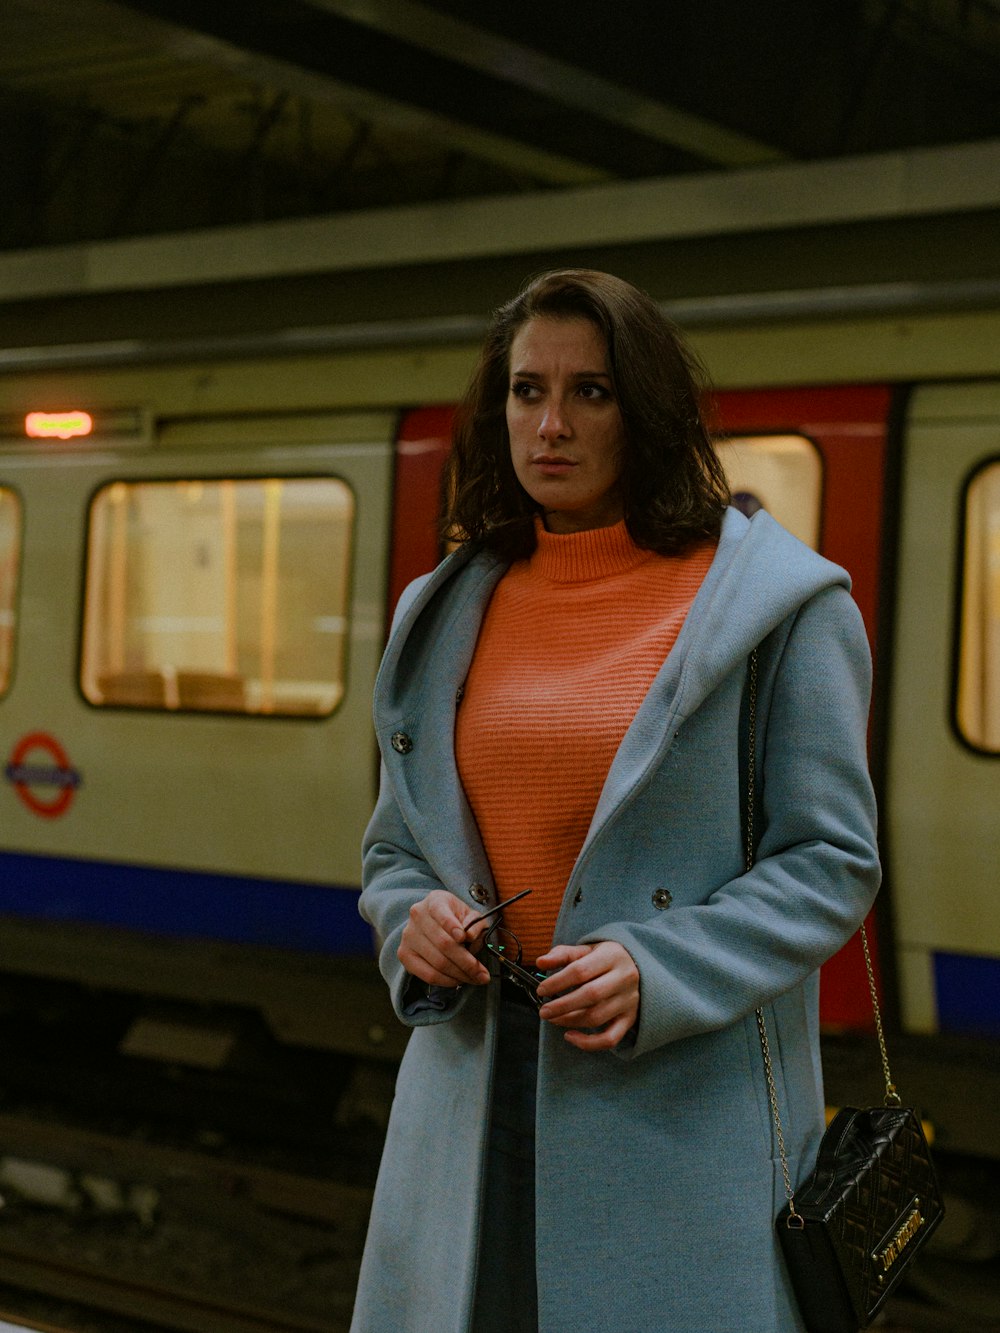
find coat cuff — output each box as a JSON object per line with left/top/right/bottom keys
{"left": 400, "top": 973, "right": 467, "bottom": 1020}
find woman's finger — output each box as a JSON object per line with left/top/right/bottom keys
{"left": 534, "top": 955, "right": 597, "bottom": 1000}
{"left": 537, "top": 976, "right": 604, "bottom": 1017}
{"left": 562, "top": 1014, "right": 634, "bottom": 1051}
{"left": 399, "top": 941, "right": 489, "bottom": 986}
{"left": 534, "top": 944, "right": 591, "bottom": 975}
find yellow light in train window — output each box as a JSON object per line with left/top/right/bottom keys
{"left": 25, "top": 410, "right": 94, "bottom": 440}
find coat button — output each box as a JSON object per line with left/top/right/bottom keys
{"left": 651, "top": 888, "right": 673, "bottom": 910}
{"left": 469, "top": 882, "right": 489, "bottom": 905}
{"left": 390, "top": 731, "right": 413, "bottom": 754}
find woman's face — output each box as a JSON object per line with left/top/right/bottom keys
{"left": 506, "top": 315, "right": 626, "bottom": 534}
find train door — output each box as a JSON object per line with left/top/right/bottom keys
{"left": 888, "top": 380, "right": 1000, "bottom": 1039}
{"left": 714, "top": 386, "right": 893, "bottom": 1030}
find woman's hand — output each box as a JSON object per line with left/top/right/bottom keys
{"left": 397, "top": 889, "right": 492, "bottom": 988}
{"left": 534, "top": 941, "right": 640, "bottom": 1051}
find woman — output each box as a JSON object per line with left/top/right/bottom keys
{"left": 353, "top": 270, "right": 880, "bottom": 1332}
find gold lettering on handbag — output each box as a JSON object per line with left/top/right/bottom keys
{"left": 873, "top": 1202, "right": 925, "bottom": 1280}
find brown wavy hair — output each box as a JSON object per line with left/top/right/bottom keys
{"left": 442, "top": 268, "right": 730, "bottom": 560}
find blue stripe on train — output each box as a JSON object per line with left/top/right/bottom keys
{"left": 0, "top": 850, "right": 374, "bottom": 955}
{"left": 934, "top": 951, "right": 1000, "bottom": 1038}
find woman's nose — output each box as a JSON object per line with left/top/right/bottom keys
{"left": 538, "top": 403, "right": 569, "bottom": 439}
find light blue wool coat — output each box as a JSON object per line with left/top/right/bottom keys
{"left": 353, "top": 507, "right": 881, "bottom": 1333}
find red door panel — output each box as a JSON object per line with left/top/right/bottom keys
{"left": 387, "top": 406, "right": 455, "bottom": 623}
{"left": 717, "top": 386, "right": 892, "bottom": 1031}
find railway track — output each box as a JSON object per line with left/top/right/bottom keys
{"left": 0, "top": 1110, "right": 370, "bottom": 1332}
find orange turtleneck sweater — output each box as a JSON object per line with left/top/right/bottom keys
{"left": 455, "top": 519, "right": 716, "bottom": 964}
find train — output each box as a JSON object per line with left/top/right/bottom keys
{"left": 0, "top": 290, "right": 998, "bottom": 1171}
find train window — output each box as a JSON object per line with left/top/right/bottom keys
{"left": 715, "top": 434, "right": 822, "bottom": 550}
{"left": 0, "top": 487, "right": 21, "bottom": 696}
{"left": 956, "top": 462, "right": 1000, "bottom": 753}
{"left": 80, "top": 477, "right": 354, "bottom": 717}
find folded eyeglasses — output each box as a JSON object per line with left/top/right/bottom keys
{"left": 483, "top": 922, "right": 549, "bottom": 1008}
{"left": 466, "top": 889, "right": 547, "bottom": 1009}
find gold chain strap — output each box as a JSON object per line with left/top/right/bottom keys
{"left": 860, "top": 921, "right": 900, "bottom": 1105}
{"left": 755, "top": 1005, "right": 802, "bottom": 1226}
{"left": 745, "top": 651, "right": 801, "bottom": 1225}
{"left": 745, "top": 649, "right": 897, "bottom": 1232}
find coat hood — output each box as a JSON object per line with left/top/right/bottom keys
{"left": 666, "top": 505, "right": 850, "bottom": 719}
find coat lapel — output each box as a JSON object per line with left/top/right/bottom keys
{"left": 373, "top": 549, "right": 507, "bottom": 895}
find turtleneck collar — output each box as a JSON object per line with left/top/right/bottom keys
{"left": 529, "top": 515, "right": 653, "bottom": 583}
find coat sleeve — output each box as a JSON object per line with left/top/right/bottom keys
{"left": 359, "top": 769, "right": 470, "bottom": 1026}
{"left": 589, "top": 585, "right": 881, "bottom": 1060}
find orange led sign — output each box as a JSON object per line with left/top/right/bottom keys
{"left": 25, "top": 411, "right": 94, "bottom": 440}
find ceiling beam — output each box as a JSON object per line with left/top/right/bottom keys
{"left": 306, "top": 0, "right": 786, "bottom": 168}
{"left": 5, "top": 280, "right": 1000, "bottom": 374}
{"left": 111, "top": 0, "right": 613, "bottom": 186}
{"left": 1, "top": 138, "right": 999, "bottom": 302}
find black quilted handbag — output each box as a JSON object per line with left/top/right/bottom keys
{"left": 776, "top": 1102, "right": 944, "bottom": 1330}
{"left": 745, "top": 652, "right": 944, "bottom": 1332}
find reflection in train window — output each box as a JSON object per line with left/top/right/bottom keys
{"left": 0, "top": 487, "right": 21, "bottom": 696}
{"left": 81, "top": 477, "right": 354, "bottom": 717}
{"left": 715, "top": 434, "right": 822, "bottom": 550}
{"left": 957, "top": 462, "right": 1000, "bottom": 753}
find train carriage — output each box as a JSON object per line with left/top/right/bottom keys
{"left": 0, "top": 314, "right": 998, "bottom": 1162}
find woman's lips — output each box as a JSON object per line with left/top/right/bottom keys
{"left": 530, "top": 455, "right": 577, "bottom": 476}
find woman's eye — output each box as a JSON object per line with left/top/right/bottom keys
{"left": 578, "top": 382, "right": 610, "bottom": 401}
{"left": 511, "top": 381, "right": 540, "bottom": 400}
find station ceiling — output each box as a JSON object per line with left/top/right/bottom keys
{"left": 3, "top": 0, "right": 1000, "bottom": 253}
{"left": 2, "top": 0, "right": 1000, "bottom": 365}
